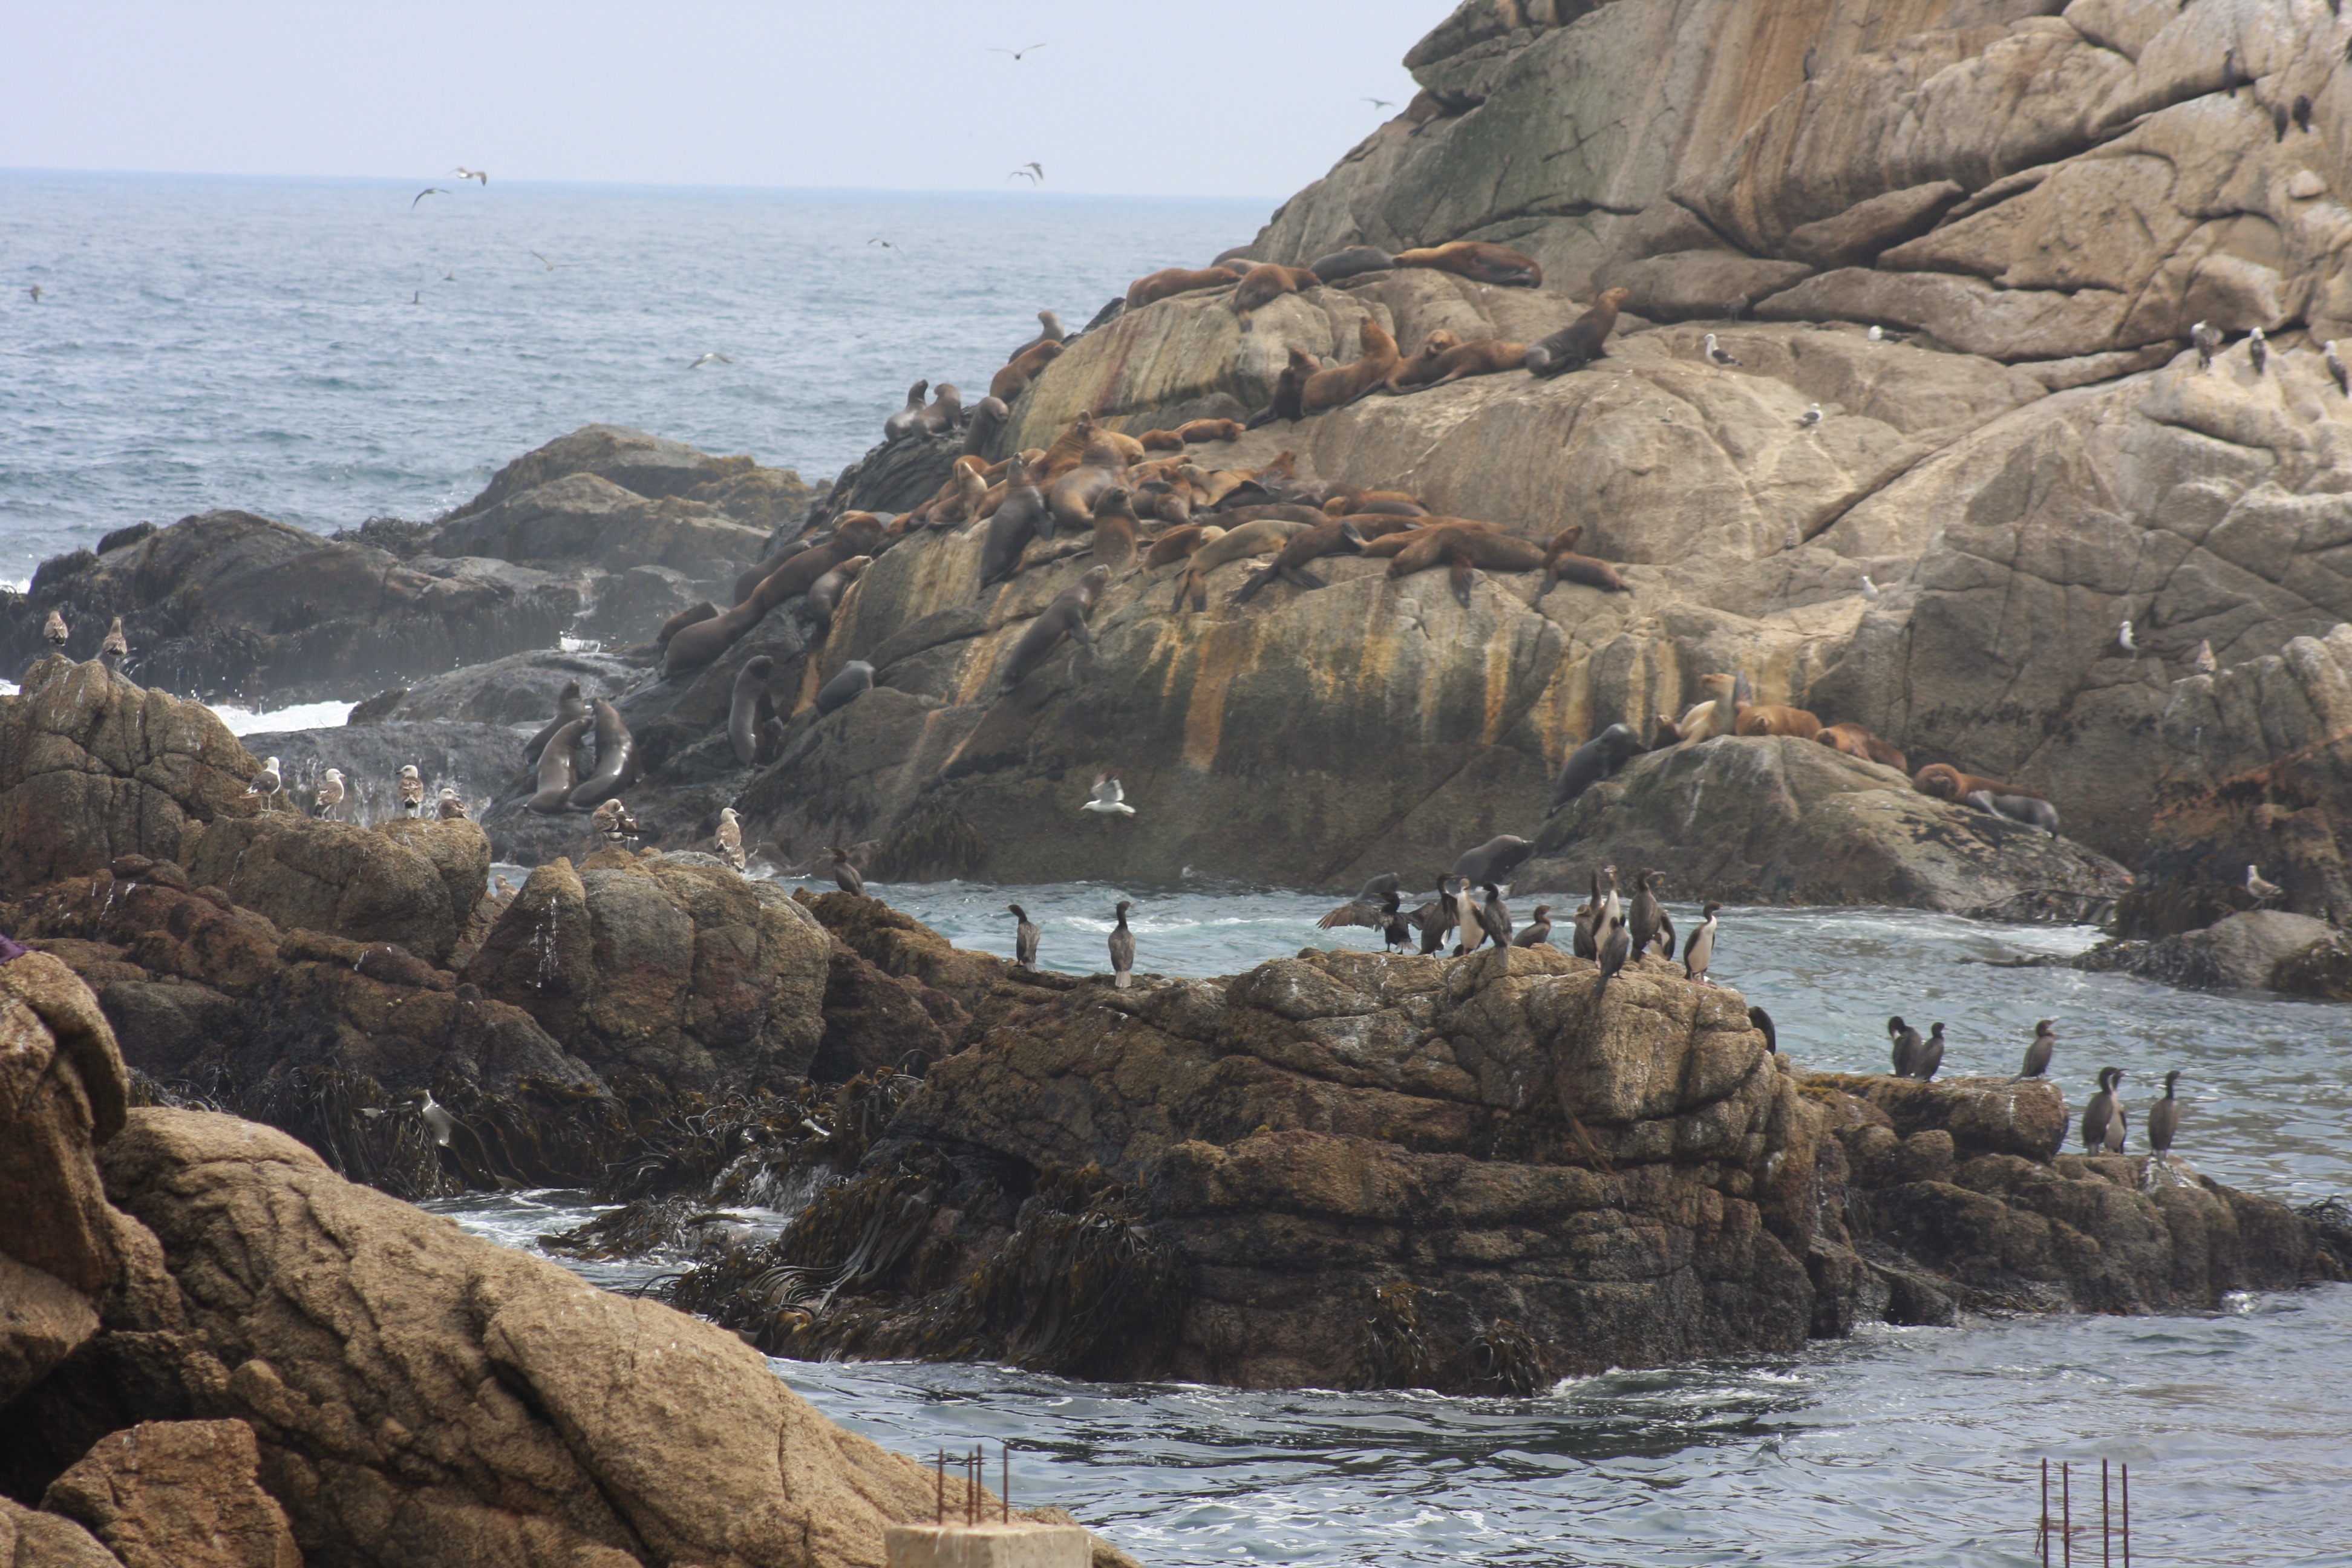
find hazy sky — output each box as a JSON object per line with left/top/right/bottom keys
{"left": 8, "top": 2, "right": 1441, "bottom": 200}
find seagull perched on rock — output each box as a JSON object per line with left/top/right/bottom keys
{"left": 1860, "top": 573, "right": 1882, "bottom": 601}
{"left": 2249, "top": 326, "right": 2269, "bottom": 375}
{"left": 1867, "top": 324, "right": 1886, "bottom": 342}
{"left": 1798, "top": 403, "right": 1823, "bottom": 427}
{"left": 716, "top": 807, "right": 746, "bottom": 871}
{"left": 247, "top": 756, "right": 283, "bottom": 811}
{"left": 2247, "top": 863, "right": 2284, "bottom": 903}
{"left": 592, "top": 797, "right": 639, "bottom": 844}
{"left": 1083, "top": 774, "right": 1136, "bottom": 817}
{"left": 2192, "top": 321, "right": 2223, "bottom": 370}
{"left": 1702, "top": 332, "right": 1740, "bottom": 367}
{"left": 98, "top": 617, "right": 128, "bottom": 670}
{"left": 2117, "top": 620, "right": 2139, "bottom": 658}
{"left": 396, "top": 764, "right": 425, "bottom": 816}
{"left": 42, "top": 609, "right": 67, "bottom": 650}
{"left": 437, "top": 787, "right": 468, "bottom": 821}
{"left": 2191, "top": 639, "right": 2218, "bottom": 675}
{"left": 688, "top": 352, "right": 732, "bottom": 370}
{"left": 315, "top": 768, "right": 346, "bottom": 819}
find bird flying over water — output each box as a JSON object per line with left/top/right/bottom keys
{"left": 1082, "top": 774, "right": 1135, "bottom": 817}
{"left": 1008, "top": 162, "right": 1044, "bottom": 185}
{"left": 528, "top": 250, "right": 573, "bottom": 271}
{"left": 412, "top": 188, "right": 450, "bottom": 208}
{"left": 688, "top": 353, "right": 732, "bottom": 370}
{"left": 990, "top": 42, "right": 1047, "bottom": 59}
{"left": 454, "top": 166, "right": 488, "bottom": 185}
{"left": 867, "top": 238, "right": 903, "bottom": 256}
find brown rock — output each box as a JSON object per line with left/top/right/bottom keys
{"left": 181, "top": 816, "right": 489, "bottom": 968}
{"left": 42, "top": 1420, "right": 301, "bottom": 1568}
{"left": 0, "top": 1495, "right": 121, "bottom": 1568}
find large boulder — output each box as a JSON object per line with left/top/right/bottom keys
{"left": 436, "top": 423, "right": 811, "bottom": 530}
{"left": 2074, "top": 909, "right": 2351, "bottom": 993}
{"left": 463, "top": 853, "right": 831, "bottom": 1090}
{"left": 41, "top": 1419, "right": 302, "bottom": 1568}
{"left": 180, "top": 815, "right": 490, "bottom": 969}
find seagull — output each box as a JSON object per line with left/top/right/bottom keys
{"left": 1082, "top": 774, "right": 1136, "bottom": 817}
{"left": 27, "top": 285, "right": 40, "bottom": 304}
{"left": 990, "top": 42, "right": 1048, "bottom": 59}
{"left": 1008, "top": 162, "right": 1044, "bottom": 185}
{"left": 2192, "top": 320, "right": 2222, "bottom": 370}
{"left": 410, "top": 1089, "right": 457, "bottom": 1148}
{"left": 2249, "top": 326, "right": 2269, "bottom": 376}
{"left": 1867, "top": 324, "right": 1884, "bottom": 342}
{"left": 436, "top": 786, "right": 469, "bottom": 821}
{"left": 528, "top": 250, "right": 573, "bottom": 271}
{"left": 315, "top": 768, "right": 346, "bottom": 819}
{"left": 1860, "top": 573, "right": 1882, "bottom": 601}
{"left": 42, "top": 609, "right": 67, "bottom": 649}
{"left": 688, "top": 352, "right": 733, "bottom": 369}
{"left": 2247, "top": 864, "right": 2284, "bottom": 902}
{"left": 1702, "top": 332, "right": 1740, "bottom": 367}
{"left": 454, "top": 166, "right": 489, "bottom": 185}
{"left": 1364, "top": 97, "right": 1396, "bottom": 109}
{"left": 2191, "top": 639, "right": 2218, "bottom": 675}
{"left": 396, "top": 764, "right": 425, "bottom": 816}
{"left": 411, "top": 188, "right": 450, "bottom": 209}
{"left": 247, "top": 756, "right": 283, "bottom": 812}
{"left": 2117, "top": 620, "right": 2138, "bottom": 658}
{"left": 2329, "top": 341, "right": 2350, "bottom": 396}
{"left": 98, "top": 617, "right": 128, "bottom": 670}
{"left": 1798, "top": 403, "right": 1823, "bottom": 427}
{"left": 867, "top": 238, "right": 903, "bottom": 255}
{"left": 592, "top": 797, "right": 639, "bottom": 843}
{"left": 716, "top": 808, "right": 747, "bottom": 871}
{"left": 494, "top": 874, "right": 517, "bottom": 900}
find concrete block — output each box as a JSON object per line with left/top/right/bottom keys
{"left": 885, "top": 1521, "right": 1091, "bottom": 1568}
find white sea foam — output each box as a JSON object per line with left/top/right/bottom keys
{"left": 207, "top": 699, "right": 354, "bottom": 735}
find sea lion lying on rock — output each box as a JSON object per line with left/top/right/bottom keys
{"left": 1308, "top": 246, "right": 1397, "bottom": 283}
{"left": 1387, "top": 522, "right": 1546, "bottom": 607}
{"left": 1967, "top": 788, "right": 2062, "bottom": 835}
{"left": 1914, "top": 762, "right": 2042, "bottom": 806}
{"left": 1818, "top": 722, "right": 1908, "bottom": 773}
{"left": 999, "top": 566, "right": 1110, "bottom": 690}
{"left": 1302, "top": 318, "right": 1402, "bottom": 414}
{"left": 1396, "top": 337, "right": 1529, "bottom": 392}
{"left": 1126, "top": 265, "right": 1244, "bottom": 309}
{"left": 1538, "top": 525, "right": 1628, "bottom": 594}
{"left": 1393, "top": 241, "right": 1542, "bottom": 287}
{"left": 1526, "top": 287, "right": 1630, "bottom": 377}
{"left": 989, "top": 341, "right": 1061, "bottom": 402}
{"left": 1233, "top": 263, "right": 1323, "bottom": 324}
{"left": 1735, "top": 703, "right": 1824, "bottom": 739}
{"left": 1231, "top": 517, "right": 1365, "bottom": 604}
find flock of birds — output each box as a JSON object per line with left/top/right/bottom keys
{"left": 1888, "top": 1016, "right": 2188, "bottom": 1156}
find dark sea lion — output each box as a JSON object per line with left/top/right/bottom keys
{"left": 1526, "top": 287, "right": 1630, "bottom": 377}
{"left": 522, "top": 679, "right": 589, "bottom": 769}
{"left": 883, "top": 380, "right": 929, "bottom": 443}
{"left": 1452, "top": 834, "right": 1535, "bottom": 887}
{"left": 914, "top": 383, "right": 964, "bottom": 438}
{"left": 999, "top": 565, "right": 1111, "bottom": 690}
{"left": 1818, "top": 722, "right": 1908, "bottom": 774}
{"left": 806, "top": 555, "right": 869, "bottom": 628}
{"left": 1393, "top": 240, "right": 1542, "bottom": 288}
{"left": 1538, "top": 526, "right": 1629, "bottom": 595}
{"left": 1402, "top": 338, "right": 1529, "bottom": 391}
{"left": 1089, "top": 488, "right": 1141, "bottom": 573}
{"left": 729, "top": 656, "right": 774, "bottom": 766}
{"left": 1174, "top": 418, "right": 1243, "bottom": 443}
{"left": 1334, "top": 514, "right": 1425, "bottom": 541}
{"left": 816, "top": 659, "right": 875, "bottom": 716}
{"left": 1966, "top": 788, "right": 2061, "bottom": 836}
{"left": 1232, "top": 263, "right": 1322, "bottom": 324}
{"left": 1211, "top": 244, "right": 1259, "bottom": 269}
{"left": 1231, "top": 518, "right": 1365, "bottom": 604}
{"left": 1202, "top": 502, "right": 1330, "bottom": 528}
{"left": 527, "top": 717, "right": 590, "bottom": 814}
{"left": 1303, "top": 318, "right": 1403, "bottom": 413}
{"left": 566, "top": 699, "right": 639, "bottom": 809}
{"left": 961, "top": 394, "right": 1010, "bottom": 458}
{"left": 732, "top": 538, "right": 812, "bottom": 607}
{"left": 1247, "top": 348, "right": 1316, "bottom": 429}
{"left": 1388, "top": 523, "right": 1547, "bottom": 605}
{"left": 1007, "top": 309, "right": 1067, "bottom": 364}
{"left": 1126, "top": 265, "right": 1244, "bottom": 309}
{"left": 981, "top": 454, "right": 1049, "bottom": 586}
{"left": 1547, "top": 722, "right": 1645, "bottom": 813}
{"left": 1133, "top": 480, "right": 1192, "bottom": 524}
{"left": 1143, "top": 521, "right": 1223, "bottom": 570}
{"left": 1308, "top": 246, "right": 1398, "bottom": 284}
{"left": 656, "top": 602, "right": 719, "bottom": 648}
{"left": 990, "top": 340, "right": 1062, "bottom": 402}
{"left": 1913, "top": 762, "right": 2043, "bottom": 806}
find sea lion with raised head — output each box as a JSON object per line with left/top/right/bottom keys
{"left": 1308, "top": 245, "right": 1398, "bottom": 284}
{"left": 816, "top": 659, "right": 875, "bottom": 716}
{"left": 566, "top": 699, "right": 639, "bottom": 809}
{"left": 1383, "top": 329, "right": 1465, "bottom": 391}
{"left": 731, "top": 538, "right": 812, "bottom": 607}
{"left": 1030, "top": 411, "right": 1099, "bottom": 483}
{"left": 999, "top": 565, "right": 1111, "bottom": 691}
{"left": 1007, "top": 309, "right": 1067, "bottom": 364}
{"left": 806, "top": 555, "right": 869, "bottom": 628}
{"left": 1526, "top": 287, "right": 1630, "bottom": 377}
{"left": 1172, "top": 518, "right": 1315, "bottom": 610}
{"left": 1046, "top": 434, "right": 1129, "bottom": 532}
{"left": 1403, "top": 337, "right": 1530, "bottom": 391}
{"left": 1674, "top": 672, "right": 1739, "bottom": 743}
{"left": 1143, "top": 522, "right": 1224, "bottom": 572}
{"left": 883, "top": 380, "right": 929, "bottom": 443}
{"left": 656, "top": 603, "right": 718, "bottom": 649}
{"left": 1547, "top": 722, "right": 1644, "bottom": 813}
{"left": 523, "top": 679, "right": 590, "bottom": 769}
{"left": 1302, "top": 318, "right": 1402, "bottom": 413}
{"left": 913, "top": 383, "right": 964, "bottom": 438}
{"left": 1393, "top": 240, "right": 1542, "bottom": 287}
{"left": 665, "top": 517, "right": 883, "bottom": 678}
{"left": 1537, "top": 524, "right": 1628, "bottom": 594}
{"left": 1126, "top": 264, "right": 1244, "bottom": 309}
{"left": 729, "top": 656, "right": 774, "bottom": 766}
{"left": 935, "top": 459, "right": 989, "bottom": 526}
{"left": 989, "top": 339, "right": 1062, "bottom": 402}
{"left": 1231, "top": 517, "right": 1366, "bottom": 604}
{"left": 1232, "top": 262, "right": 1323, "bottom": 324}
{"left": 527, "top": 717, "right": 590, "bottom": 814}
{"left": 961, "top": 394, "right": 1010, "bottom": 458}
{"left": 1818, "top": 722, "right": 1907, "bottom": 773}
{"left": 1249, "top": 348, "right": 1317, "bottom": 429}
{"left": 1452, "top": 834, "right": 1535, "bottom": 889}
{"left": 1089, "top": 488, "right": 1141, "bottom": 573}
{"left": 981, "top": 454, "right": 1050, "bottom": 585}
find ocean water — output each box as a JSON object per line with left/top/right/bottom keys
{"left": 0, "top": 170, "right": 1267, "bottom": 583}
{"left": 431, "top": 895, "right": 2352, "bottom": 1566}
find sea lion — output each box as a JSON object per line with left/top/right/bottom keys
{"left": 806, "top": 555, "right": 869, "bottom": 628}
{"left": 1387, "top": 523, "right": 1547, "bottom": 606}
{"left": 1249, "top": 348, "right": 1317, "bottom": 428}
{"left": 1302, "top": 318, "right": 1402, "bottom": 413}
{"left": 961, "top": 394, "right": 1009, "bottom": 458}
{"left": 527, "top": 717, "right": 590, "bottom": 813}
{"left": 1138, "top": 429, "right": 1186, "bottom": 452}
{"left": 816, "top": 659, "right": 875, "bottom": 716}
{"left": 1126, "top": 264, "right": 1244, "bottom": 309}
{"left": 999, "top": 565, "right": 1111, "bottom": 690}
{"left": 1818, "top": 722, "right": 1908, "bottom": 773}
{"left": 1651, "top": 714, "right": 1683, "bottom": 745}
{"left": 566, "top": 699, "right": 639, "bottom": 809}
{"left": 1400, "top": 338, "right": 1529, "bottom": 391}
{"left": 981, "top": 454, "right": 1050, "bottom": 585}
{"left": 1393, "top": 241, "right": 1542, "bottom": 288}
{"left": 1046, "top": 435, "right": 1129, "bottom": 532}
{"left": 989, "top": 339, "right": 1062, "bottom": 402}
{"left": 1547, "top": 722, "right": 1645, "bottom": 813}
{"left": 1174, "top": 418, "right": 1243, "bottom": 443}
{"left": 1171, "top": 517, "right": 1315, "bottom": 610}
{"left": 1734, "top": 703, "right": 1823, "bottom": 739}
{"left": 1966, "top": 788, "right": 2062, "bottom": 836}
{"left": 1143, "top": 522, "right": 1224, "bottom": 571}
{"left": 729, "top": 656, "right": 774, "bottom": 766}
{"left": 1031, "top": 411, "right": 1099, "bottom": 483}
{"left": 655, "top": 603, "right": 719, "bottom": 650}
{"left": 1308, "top": 245, "right": 1398, "bottom": 284}
{"left": 913, "top": 383, "right": 964, "bottom": 437}
{"left": 522, "top": 679, "right": 590, "bottom": 769}
{"left": 1913, "top": 762, "right": 2043, "bottom": 806}
{"left": 936, "top": 459, "right": 989, "bottom": 526}
{"left": 1526, "top": 287, "right": 1631, "bottom": 377}
{"left": 1538, "top": 525, "right": 1628, "bottom": 594}
{"left": 665, "top": 518, "right": 883, "bottom": 678}
{"left": 1334, "top": 514, "right": 1426, "bottom": 542}
{"left": 883, "top": 380, "right": 929, "bottom": 443}
{"left": 1452, "top": 834, "right": 1536, "bottom": 887}
{"left": 1384, "top": 329, "right": 1466, "bottom": 391}
{"left": 1231, "top": 518, "right": 1366, "bottom": 604}
{"left": 1233, "top": 262, "right": 1323, "bottom": 324}
{"left": 731, "top": 538, "right": 812, "bottom": 607}
{"left": 1674, "top": 672, "right": 1739, "bottom": 743}
{"left": 1007, "top": 309, "right": 1067, "bottom": 364}
{"left": 1089, "top": 488, "right": 1142, "bottom": 573}
{"left": 1133, "top": 480, "right": 1193, "bottom": 524}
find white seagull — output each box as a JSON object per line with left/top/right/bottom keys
{"left": 315, "top": 768, "right": 346, "bottom": 819}
{"left": 247, "top": 756, "right": 283, "bottom": 811}
{"left": 1702, "top": 332, "right": 1740, "bottom": 367}
{"left": 2117, "top": 621, "right": 2138, "bottom": 658}
{"left": 1083, "top": 774, "right": 1136, "bottom": 817}
{"left": 397, "top": 764, "right": 425, "bottom": 815}
{"left": 1798, "top": 403, "right": 1823, "bottom": 427}
{"left": 689, "top": 352, "right": 733, "bottom": 369}
{"left": 2249, "top": 326, "right": 2269, "bottom": 376}
{"left": 2247, "top": 864, "right": 2283, "bottom": 902}
{"left": 1860, "top": 574, "right": 1882, "bottom": 602}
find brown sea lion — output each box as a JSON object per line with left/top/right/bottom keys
{"left": 961, "top": 393, "right": 1010, "bottom": 459}
{"left": 989, "top": 339, "right": 1062, "bottom": 402}
{"left": 1172, "top": 518, "right": 1316, "bottom": 611}
{"left": 913, "top": 382, "right": 963, "bottom": 437}
{"left": 1174, "top": 418, "right": 1244, "bottom": 443}
{"left": 1250, "top": 348, "right": 1317, "bottom": 429}
{"left": 1303, "top": 318, "right": 1402, "bottom": 414}
{"left": 1392, "top": 241, "right": 1542, "bottom": 288}
{"left": 667, "top": 517, "right": 883, "bottom": 677}
{"left": 1403, "top": 338, "right": 1530, "bottom": 391}
{"left": 1006, "top": 309, "right": 1066, "bottom": 364}
{"left": 1031, "top": 412, "right": 1099, "bottom": 483}
{"left": 1526, "top": 288, "right": 1630, "bottom": 377}
{"left": 1200, "top": 503, "right": 1330, "bottom": 528}
{"left": 1538, "top": 525, "right": 1629, "bottom": 594}
{"left": 1334, "top": 514, "right": 1425, "bottom": 541}
{"left": 806, "top": 555, "right": 869, "bottom": 628}
{"left": 936, "top": 458, "right": 988, "bottom": 526}
{"left": 1126, "top": 264, "right": 1244, "bottom": 309}
{"left": 1143, "top": 522, "right": 1224, "bottom": 570}
{"left": 1133, "top": 480, "right": 1193, "bottom": 524}
{"left": 526, "top": 717, "right": 589, "bottom": 814}
{"left": 1047, "top": 435, "right": 1129, "bottom": 532}
{"left": 1233, "top": 262, "right": 1324, "bottom": 324}
{"left": 999, "top": 565, "right": 1111, "bottom": 690}
{"left": 980, "top": 454, "right": 1050, "bottom": 586}
{"left": 1651, "top": 713, "right": 1685, "bottom": 745}
{"left": 1232, "top": 517, "right": 1367, "bottom": 604}
{"left": 1383, "top": 328, "right": 1466, "bottom": 390}
{"left": 1674, "top": 672, "right": 1740, "bottom": 743}
{"left": 729, "top": 656, "right": 774, "bottom": 766}
{"left": 1308, "top": 246, "right": 1397, "bottom": 284}
{"left": 1735, "top": 704, "right": 1823, "bottom": 739}
{"left": 883, "top": 380, "right": 928, "bottom": 443}
{"left": 655, "top": 603, "right": 717, "bottom": 648}
{"left": 1387, "top": 523, "right": 1547, "bottom": 606}
{"left": 1138, "top": 429, "right": 1186, "bottom": 451}
{"left": 1914, "top": 763, "right": 2045, "bottom": 805}
{"left": 731, "top": 538, "right": 811, "bottom": 606}
{"left": 1089, "top": 488, "right": 1141, "bottom": 573}
{"left": 1819, "top": 722, "right": 1909, "bottom": 774}
{"left": 566, "top": 699, "right": 639, "bottom": 809}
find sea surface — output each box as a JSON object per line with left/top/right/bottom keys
{"left": 0, "top": 170, "right": 1268, "bottom": 583}
{"left": 432, "top": 891, "right": 2352, "bottom": 1567}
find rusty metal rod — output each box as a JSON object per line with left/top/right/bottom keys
{"left": 2122, "top": 1462, "right": 2130, "bottom": 1568}
{"left": 2063, "top": 1462, "right": 2072, "bottom": 1568}
{"left": 2102, "top": 1458, "right": 2111, "bottom": 1568}
{"left": 2041, "top": 1457, "right": 2051, "bottom": 1568}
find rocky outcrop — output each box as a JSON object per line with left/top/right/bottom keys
{"left": 0, "top": 1497, "right": 120, "bottom": 1567}
{"left": 180, "top": 815, "right": 490, "bottom": 970}
{"left": 2073, "top": 908, "right": 2352, "bottom": 995}
{"left": 463, "top": 851, "right": 831, "bottom": 1091}
{"left": 1532, "top": 734, "right": 2134, "bottom": 915}
{"left": 42, "top": 1420, "right": 302, "bottom": 1568}
{"left": 234, "top": 720, "right": 529, "bottom": 828}
{"left": 436, "top": 423, "right": 810, "bottom": 531}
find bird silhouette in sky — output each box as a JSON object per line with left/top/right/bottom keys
{"left": 454, "top": 166, "right": 488, "bottom": 185}
{"left": 1008, "top": 163, "right": 1044, "bottom": 185}
{"left": 1365, "top": 97, "right": 1395, "bottom": 109}
{"left": 411, "top": 188, "right": 449, "bottom": 208}
{"left": 689, "top": 352, "right": 733, "bottom": 370}
{"left": 867, "top": 238, "right": 904, "bottom": 255}
{"left": 990, "top": 42, "right": 1047, "bottom": 59}
{"left": 528, "top": 250, "right": 573, "bottom": 270}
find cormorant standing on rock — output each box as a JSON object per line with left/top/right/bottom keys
{"left": 1684, "top": 902, "right": 1720, "bottom": 983}
{"left": 1477, "top": 884, "right": 1514, "bottom": 951}
{"left": 1914, "top": 1022, "right": 1946, "bottom": 1081}
{"left": 830, "top": 849, "right": 866, "bottom": 897}
{"left": 1007, "top": 904, "right": 1040, "bottom": 969}
{"left": 1595, "top": 911, "right": 1631, "bottom": 997}
{"left": 1628, "top": 871, "right": 1670, "bottom": 959}
{"left": 2022, "top": 1019, "right": 2056, "bottom": 1077}
{"left": 1514, "top": 905, "right": 1553, "bottom": 947}
{"left": 2083, "top": 1067, "right": 2126, "bottom": 1153}
{"left": 2148, "top": 1070, "right": 2183, "bottom": 1154}
{"left": 1888, "top": 1016, "right": 1924, "bottom": 1078}
{"left": 1108, "top": 901, "right": 1135, "bottom": 988}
